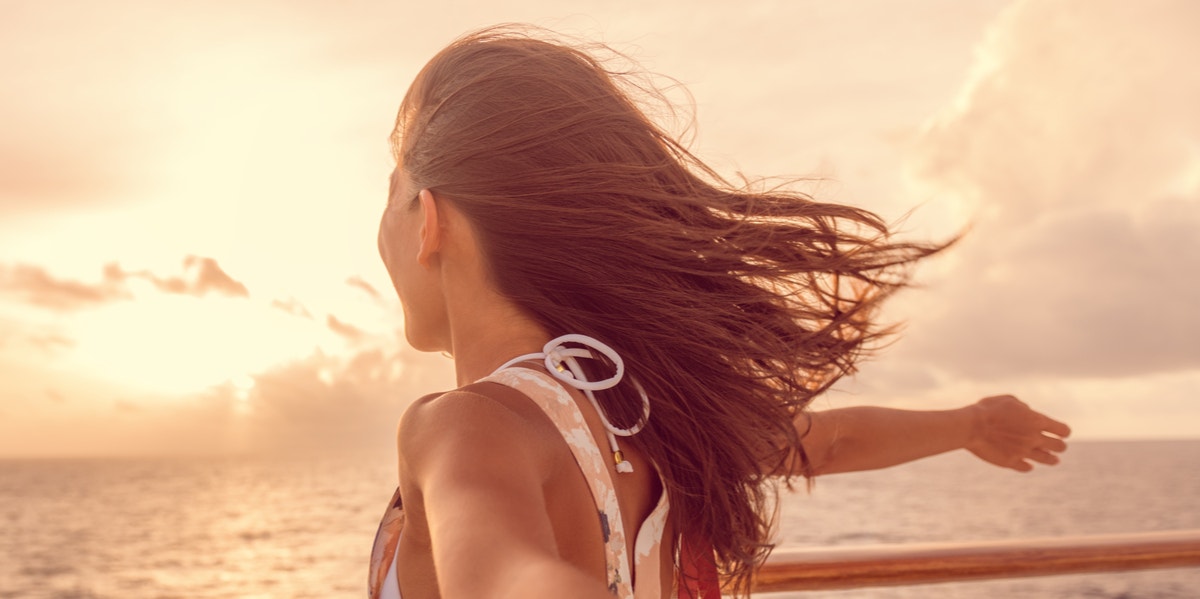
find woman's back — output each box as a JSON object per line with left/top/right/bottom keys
{"left": 384, "top": 363, "right": 673, "bottom": 598}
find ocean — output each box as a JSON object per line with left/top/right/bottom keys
{"left": 2, "top": 440, "right": 1197, "bottom": 598}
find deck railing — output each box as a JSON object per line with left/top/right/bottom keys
{"left": 753, "top": 529, "right": 1200, "bottom": 593}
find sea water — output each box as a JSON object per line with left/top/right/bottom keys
{"left": 770, "top": 439, "right": 1200, "bottom": 598}
{"left": 2, "top": 440, "right": 1197, "bottom": 598}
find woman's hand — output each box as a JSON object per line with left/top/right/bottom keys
{"left": 788, "top": 396, "right": 1071, "bottom": 477}
{"left": 963, "top": 395, "right": 1071, "bottom": 472}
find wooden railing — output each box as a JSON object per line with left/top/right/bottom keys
{"left": 753, "top": 529, "right": 1200, "bottom": 593}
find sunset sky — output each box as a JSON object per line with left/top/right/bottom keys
{"left": 1, "top": 0, "right": 1196, "bottom": 458}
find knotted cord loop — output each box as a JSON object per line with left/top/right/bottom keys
{"left": 540, "top": 334, "right": 621, "bottom": 389}
{"left": 492, "top": 334, "right": 651, "bottom": 473}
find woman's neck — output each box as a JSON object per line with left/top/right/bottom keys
{"left": 450, "top": 327, "right": 549, "bottom": 386}
{"left": 427, "top": 202, "right": 552, "bottom": 386}
{"left": 444, "top": 288, "right": 551, "bottom": 386}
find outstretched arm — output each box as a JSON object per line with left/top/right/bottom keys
{"left": 788, "top": 395, "right": 1070, "bottom": 476}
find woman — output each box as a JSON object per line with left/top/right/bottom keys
{"left": 370, "top": 26, "right": 1070, "bottom": 599}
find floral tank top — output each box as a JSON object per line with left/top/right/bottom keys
{"left": 368, "top": 365, "right": 720, "bottom": 598}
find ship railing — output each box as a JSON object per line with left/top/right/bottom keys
{"left": 753, "top": 529, "right": 1200, "bottom": 593}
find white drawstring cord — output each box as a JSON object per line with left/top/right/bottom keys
{"left": 492, "top": 334, "right": 651, "bottom": 473}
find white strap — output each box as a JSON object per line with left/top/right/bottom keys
{"left": 491, "top": 334, "right": 651, "bottom": 473}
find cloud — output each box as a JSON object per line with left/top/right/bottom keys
{"left": 270, "top": 297, "right": 313, "bottom": 319}
{"left": 327, "top": 314, "right": 367, "bottom": 343}
{"left": 0, "top": 256, "right": 249, "bottom": 311}
{"left": 899, "top": 0, "right": 1200, "bottom": 381}
{"left": 346, "top": 275, "right": 382, "bottom": 301}
{"left": 0, "top": 309, "right": 454, "bottom": 457}
{"left": 911, "top": 0, "right": 1200, "bottom": 222}
{"left": 893, "top": 200, "right": 1200, "bottom": 380}
{"left": 185, "top": 341, "right": 452, "bottom": 456}
{"left": 0, "top": 263, "right": 130, "bottom": 310}
{"left": 133, "top": 256, "right": 250, "bottom": 298}
{"left": 0, "top": 318, "right": 75, "bottom": 361}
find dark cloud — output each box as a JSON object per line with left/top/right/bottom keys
{"left": 902, "top": 201, "right": 1200, "bottom": 379}
{"left": 327, "top": 314, "right": 366, "bottom": 343}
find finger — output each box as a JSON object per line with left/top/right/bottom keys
{"left": 1009, "top": 459, "right": 1034, "bottom": 473}
{"left": 1028, "top": 448, "right": 1060, "bottom": 466}
{"left": 1041, "top": 416, "right": 1071, "bottom": 438}
{"left": 1039, "top": 434, "right": 1068, "bottom": 453}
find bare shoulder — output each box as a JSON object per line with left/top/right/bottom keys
{"left": 393, "top": 382, "right": 608, "bottom": 598}
{"left": 398, "top": 382, "right": 562, "bottom": 482}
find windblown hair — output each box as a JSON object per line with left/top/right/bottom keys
{"left": 393, "top": 25, "right": 946, "bottom": 596}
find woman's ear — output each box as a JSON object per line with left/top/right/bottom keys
{"left": 416, "top": 189, "right": 442, "bottom": 266}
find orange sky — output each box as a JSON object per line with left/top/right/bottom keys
{"left": 1, "top": 0, "right": 1197, "bottom": 457}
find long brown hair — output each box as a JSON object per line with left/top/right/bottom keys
{"left": 393, "top": 25, "right": 946, "bottom": 596}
